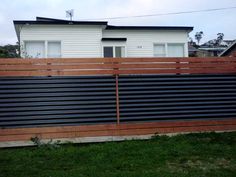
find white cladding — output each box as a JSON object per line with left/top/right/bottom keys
{"left": 20, "top": 25, "right": 189, "bottom": 58}
{"left": 102, "top": 30, "right": 188, "bottom": 57}
{"left": 20, "top": 25, "right": 103, "bottom": 58}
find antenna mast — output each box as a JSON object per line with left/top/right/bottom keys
{"left": 66, "top": 9, "right": 74, "bottom": 21}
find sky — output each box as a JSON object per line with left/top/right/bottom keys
{"left": 0, "top": 0, "right": 236, "bottom": 45}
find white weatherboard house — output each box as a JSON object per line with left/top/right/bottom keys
{"left": 14, "top": 17, "right": 193, "bottom": 58}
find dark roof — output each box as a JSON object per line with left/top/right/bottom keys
{"left": 36, "top": 17, "right": 70, "bottom": 22}
{"left": 13, "top": 16, "right": 108, "bottom": 25}
{"left": 106, "top": 25, "right": 193, "bottom": 31}
{"left": 101, "top": 38, "right": 127, "bottom": 41}
{"left": 219, "top": 41, "right": 236, "bottom": 56}
{"left": 13, "top": 17, "right": 193, "bottom": 31}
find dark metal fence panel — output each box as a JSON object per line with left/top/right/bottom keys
{"left": 119, "top": 74, "right": 236, "bottom": 122}
{"left": 0, "top": 74, "right": 236, "bottom": 128}
{"left": 0, "top": 76, "right": 117, "bottom": 128}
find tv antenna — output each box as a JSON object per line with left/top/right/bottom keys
{"left": 66, "top": 9, "right": 74, "bottom": 21}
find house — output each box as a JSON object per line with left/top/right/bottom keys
{"left": 198, "top": 45, "right": 226, "bottom": 57}
{"left": 219, "top": 40, "right": 236, "bottom": 57}
{"left": 188, "top": 43, "right": 199, "bottom": 57}
{"left": 14, "top": 17, "right": 193, "bottom": 58}
{"left": 197, "top": 40, "right": 235, "bottom": 57}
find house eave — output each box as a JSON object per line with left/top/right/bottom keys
{"left": 105, "top": 25, "right": 193, "bottom": 32}
{"left": 13, "top": 20, "right": 108, "bottom": 26}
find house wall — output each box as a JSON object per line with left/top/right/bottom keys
{"left": 20, "top": 25, "right": 189, "bottom": 58}
{"left": 102, "top": 30, "right": 189, "bottom": 57}
{"left": 20, "top": 25, "right": 103, "bottom": 58}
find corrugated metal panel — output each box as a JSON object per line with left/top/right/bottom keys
{"left": 0, "top": 76, "right": 116, "bottom": 128}
{"left": 119, "top": 74, "right": 236, "bottom": 122}
{"left": 0, "top": 74, "right": 236, "bottom": 128}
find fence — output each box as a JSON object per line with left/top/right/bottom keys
{"left": 0, "top": 57, "right": 236, "bottom": 146}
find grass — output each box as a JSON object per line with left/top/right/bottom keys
{"left": 0, "top": 132, "right": 236, "bottom": 177}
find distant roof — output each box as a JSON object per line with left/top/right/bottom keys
{"left": 188, "top": 45, "right": 199, "bottom": 52}
{"left": 13, "top": 17, "right": 193, "bottom": 31}
{"left": 198, "top": 47, "right": 226, "bottom": 51}
{"left": 219, "top": 40, "right": 236, "bottom": 56}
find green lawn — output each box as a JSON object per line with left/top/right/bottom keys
{"left": 0, "top": 132, "right": 236, "bottom": 177}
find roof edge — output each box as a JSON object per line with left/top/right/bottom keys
{"left": 36, "top": 16, "right": 69, "bottom": 22}
{"left": 106, "top": 25, "right": 193, "bottom": 31}
{"left": 13, "top": 20, "right": 108, "bottom": 25}
{"left": 219, "top": 40, "right": 236, "bottom": 56}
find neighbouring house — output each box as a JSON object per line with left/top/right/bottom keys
{"left": 188, "top": 43, "right": 199, "bottom": 57}
{"left": 219, "top": 40, "right": 236, "bottom": 57}
{"left": 197, "top": 40, "right": 235, "bottom": 57}
{"left": 13, "top": 17, "right": 193, "bottom": 58}
{"left": 198, "top": 45, "right": 226, "bottom": 57}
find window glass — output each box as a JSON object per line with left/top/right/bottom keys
{"left": 47, "top": 42, "right": 61, "bottom": 58}
{"left": 153, "top": 44, "right": 166, "bottom": 57}
{"left": 103, "top": 47, "right": 113, "bottom": 57}
{"left": 167, "top": 44, "right": 184, "bottom": 57}
{"left": 115, "top": 46, "right": 125, "bottom": 57}
{"left": 25, "top": 41, "right": 45, "bottom": 58}
{"left": 115, "top": 47, "right": 122, "bottom": 57}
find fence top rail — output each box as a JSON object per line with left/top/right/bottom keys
{"left": 0, "top": 57, "right": 235, "bottom": 76}
{"left": 0, "top": 57, "right": 236, "bottom": 64}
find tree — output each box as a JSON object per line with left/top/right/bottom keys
{"left": 215, "top": 33, "right": 224, "bottom": 46}
{"left": 0, "top": 44, "right": 19, "bottom": 58}
{"left": 195, "top": 31, "right": 204, "bottom": 45}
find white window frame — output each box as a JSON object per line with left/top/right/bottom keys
{"left": 102, "top": 43, "right": 127, "bottom": 58}
{"left": 23, "top": 40, "right": 62, "bottom": 58}
{"left": 153, "top": 42, "right": 185, "bottom": 57}
{"left": 167, "top": 43, "right": 185, "bottom": 57}
{"left": 47, "top": 41, "right": 62, "bottom": 58}
{"left": 23, "top": 40, "right": 45, "bottom": 58}
{"left": 153, "top": 43, "right": 167, "bottom": 57}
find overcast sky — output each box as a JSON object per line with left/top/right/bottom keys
{"left": 0, "top": 0, "right": 236, "bottom": 45}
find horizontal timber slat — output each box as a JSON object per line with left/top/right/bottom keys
{"left": 0, "top": 63, "right": 236, "bottom": 71}
{"left": 0, "top": 57, "right": 235, "bottom": 76}
{"left": 0, "top": 57, "right": 236, "bottom": 63}
{"left": 0, "top": 119, "right": 235, "bottom": 142}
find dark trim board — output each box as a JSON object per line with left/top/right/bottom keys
{"left": 106, "top": 25, "right": 193, "bottom": 31}
{"left": 13, "top": 20, "right": 108, "bottom": 25}
{"left": 102, "top": 38, "right": 127, "bottom": 41}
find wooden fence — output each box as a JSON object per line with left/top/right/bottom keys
{"left": 0, "top": 57, "right": 236, "bottom": 76}
{"left": 0, "top": 57, "right": 236, "bottom": 147}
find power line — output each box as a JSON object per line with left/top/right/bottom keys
{"left": 82, "top": 6, "right": 236, "bottom": 20}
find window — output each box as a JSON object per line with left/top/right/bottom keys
{"left": 25, "top": 41, "right": 45, "bottom": 58}
{"left": 47, "top": 42, "right": 61, "bottom": 58}
{"left": 153, "top": 44, "right": 166, "bottom": 57}
{"left": 103, "top": 46, "right": 125, "bottom": 58}
{"left": 153, "top": 43, "right": 185, "bottom": 57}
{"left": 167, "top": 44, "right": 184, "bottom": 57}
{"left": 104, "top": 47, "right": 113, "bottom": 57}
{"left": 115, "top": 46, "right": 125, "bottom": 57}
